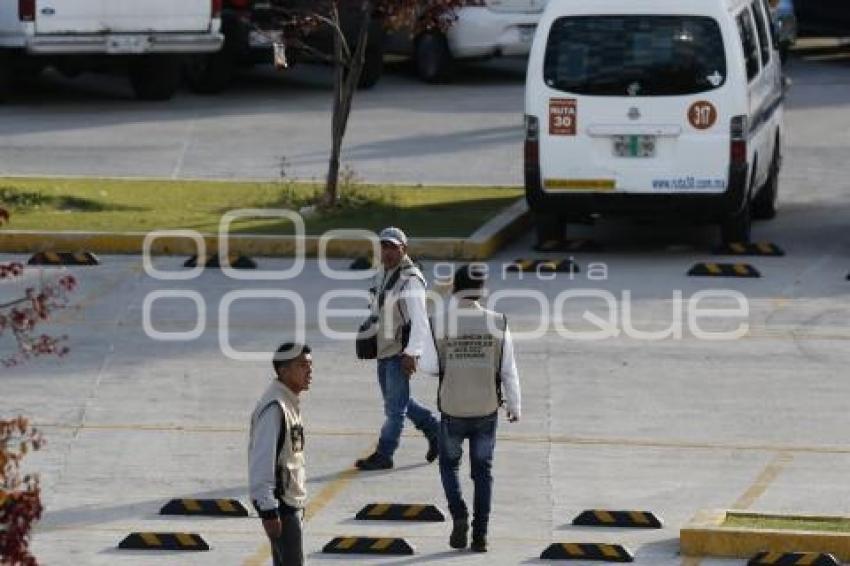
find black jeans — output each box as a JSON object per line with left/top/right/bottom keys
{"left": 438, "top": 412, "right": 498, "bottom": 537}
{"left": 269, "top": 504, "right": 304, "bottom": 566}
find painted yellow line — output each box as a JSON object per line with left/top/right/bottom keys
{"left": 799, "top": 554, "right": 818, "bottom": 565}
{"left": 563, "top": 543, "right": 583, "bottom": 556}
{"left": 34, "top": 422, "right": 850, "bottom": 456}
{"left": 706, "top": 263, "right": 723, "bottom": 275}
{"left": 601, "top": 545, "right": 621, "bottom": 558}
{"left": 730, "top": 243, "right": 747, "bottom": 254}
{"left": 243, "top": 463, "right": 361, "bottom": 566}
{"left": 757, "top": 243, "right": 775, "bottom": 255}
{"left": 732, "top": 452, "right": 795, "bottom": 509}
{"left": 629, "top": 511, "right": 649, "bottom": 525}
{"left": 734, "top": 264, "right": 751, "bottom": 276}
{"left": 595, "top": 510, "right": 616, "bottom": 524}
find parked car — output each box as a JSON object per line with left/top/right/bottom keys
{"left": 0, "top": 0, "right": 223, "bottom": 101}
{"left": 385, "top": 0, "right": 550, "bottom": 83}
{"left": 771, "top": 0, "right": 797, "bottom": 61}
{"left": 795, "top": 0, "right": 850, "bottom": 36}
{"left": 185, "top": 0, "right": 384, "bottom": 93}
{"left": 524, "top": 0, "right": 785, "bottom": 246}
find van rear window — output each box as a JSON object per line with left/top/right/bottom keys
{"left": 544, "top": 16, "right": 727, "bottom": 96}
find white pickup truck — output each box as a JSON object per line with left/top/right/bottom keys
{"left": 0, "top": 0, "right": 223, "bottom": 101}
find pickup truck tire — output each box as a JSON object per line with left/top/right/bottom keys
{"left": 129, "top": 55, "right": 182, "bottom": 101}
{"left": 0, "top": 52, "right": 11, "bottom": 102}
{"left": 357, "top": 34, "right": 384, "bottom": 90}
{"left": 415, "top": 32, "right": 453, "bottom": 84}
{"left": 185, "top": 50, "right": 234, "bottom": 94}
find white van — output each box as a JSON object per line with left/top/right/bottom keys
{"left": 524, "top": 0, "right": 785, "bottom": 245}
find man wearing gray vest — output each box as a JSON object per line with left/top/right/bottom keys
{"left": 249, "top": 343, "right": 312, "bottom": 566}
{"left": 421, "top": 264, "right": 521, "bottom": 553}
{"left": 355, "top": 226, "right": 440, "bottom": 471}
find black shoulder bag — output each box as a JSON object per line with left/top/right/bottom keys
{"left": 356, "top": 267, "right": 403, "bottom": 360}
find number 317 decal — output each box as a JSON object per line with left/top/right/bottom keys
{"left": 688, "top": 101, "right": 718, "bottom": 130}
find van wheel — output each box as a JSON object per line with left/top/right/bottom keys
{"left": 751, "top": 147, "right": 780, "bottom": 220}
{"left": 721, "top": 204, "right": 752, "bottom": 245}
{"left": 415, "top": 32, "right": 453, "bottom": 83}
{"left": 535, "top": 213, "right": 566, "bottom": 246}
{"left": 185, "top": 50, "right": 234, "bottom": 94}
{"left": 130, "top": 55, "right": 182, "bottom": 101}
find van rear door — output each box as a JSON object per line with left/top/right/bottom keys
{"left": 35, "top": 0, "right": 212, "bottom": 35}
{"left": 539, "top": 15, "right": 732, "bottom": 194}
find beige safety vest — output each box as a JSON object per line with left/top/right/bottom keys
{"left": 250, "top": 381, "right": 306, "bottom": 509}
{"left": 436, "top": 302, "right": 506, "bottom": 418}
{"left": 375, "top": 257, "right": 425, "bottom": 360}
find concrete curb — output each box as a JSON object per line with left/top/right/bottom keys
{"left": 681, "top": 509, "right": 850, "bottom": 561}
{"left": 0, "top": 199, "right": 530, "bottom": 261}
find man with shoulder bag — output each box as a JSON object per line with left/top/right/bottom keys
{"left": 355, "top": 226, "right": 440, "bottom": 471}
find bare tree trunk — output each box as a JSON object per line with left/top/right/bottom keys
{"left": 323, "top": 0, "right": 373, "bottom": 207}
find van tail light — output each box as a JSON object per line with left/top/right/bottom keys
{"left": 730, "top": 115, "right": 748, "bottom": 166}
{"left": 524, "top": 114, "right": 540, "bottom": 175}
{"left": 211, "top": 0, "right": 223, "bottom": 18}
{"left": 19, "top": 0, "right": 35, "bottom": 22}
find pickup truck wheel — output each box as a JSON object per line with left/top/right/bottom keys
{"left": 357, "top": 36, "right": 384, "bottom": 90}
{"left": 185, "top": 50, "right": 234, "bottom": 94}
{"left": 0, "top": 52, "right": 11, "bottom": 102}
{"left": 415, "top": 32, "right": 453, "bottom": 83}
{"left": 130, "top": 55, "right": 182, "bottom": 101}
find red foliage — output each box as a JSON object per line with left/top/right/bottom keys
{"left": 0, "top": 417, "right": 44, "bottom": 566}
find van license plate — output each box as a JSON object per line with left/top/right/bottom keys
{"left": 106, "top": 36, "right": 151, "bottom": 54}
{"left": 613, "top": 135, "right": 656, "bottom": 158}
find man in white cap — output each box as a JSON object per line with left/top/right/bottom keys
{"left": 355, "top": 226, "right": 440, "bottom": 470}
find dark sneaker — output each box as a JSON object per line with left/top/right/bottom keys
{"left": 355, "top": 452, "right": 393, "bottom": 471}
{"left": 449, "top": 518, "right": 468, "bottom": 549}
{"left": 426, "top": 434, "right": 439, "bottom": 463}
{"left": 471, "top": 533, "right": 487, "bottom": 553}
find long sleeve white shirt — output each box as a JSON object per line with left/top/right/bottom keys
{"left": 249, "top": 401, "right": 283, "bottom": 514}
{"left": 399, "top": 276, "right": 430, "bottom": 358}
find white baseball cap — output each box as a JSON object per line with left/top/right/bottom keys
{"left": 379, "top": 226, "right": 408, "bottom": 247}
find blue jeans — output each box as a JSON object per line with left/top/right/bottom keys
{"left": 438, "top": 412, "right": 498, "bottom": 536}
{"left": 376, "top": 355, "right": 439, "bottom": 458}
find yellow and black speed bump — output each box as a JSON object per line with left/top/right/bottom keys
{"left": 118, "top": 532, "right": 209, "bottom": 551}
{"left": 28, "top": 251, "right": 100, "bottom": 266}
{"left": 572, "top": 510, "right": 663, "bottom": 529}
{"left": 687, "top": 263, "right": 761, "bottom": 278}
{"left": 713, "top": 242, "right": 785, "bottom": 256}
{"left": 355, "top": 503, "right": 445, "bottom": 522}
{"left": 748, "top": 551, "right": 840, "bottom": 566}
{"left": 159, "top": 498, "right": 249, "bottom": 517}
{"left": 540, "top": 543, "right": 634, "bottom": 562}
{"left": 184, "top": 254, "right": 257, "bottom": 269}
{"left": 507, "top": 259, "right": 580, "bottom": 274}
{"left": 534, "top": 239, "right": 602, "bottom": 253}
{"left": 322, "top": 536, "right": 414, "bottom": 556}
